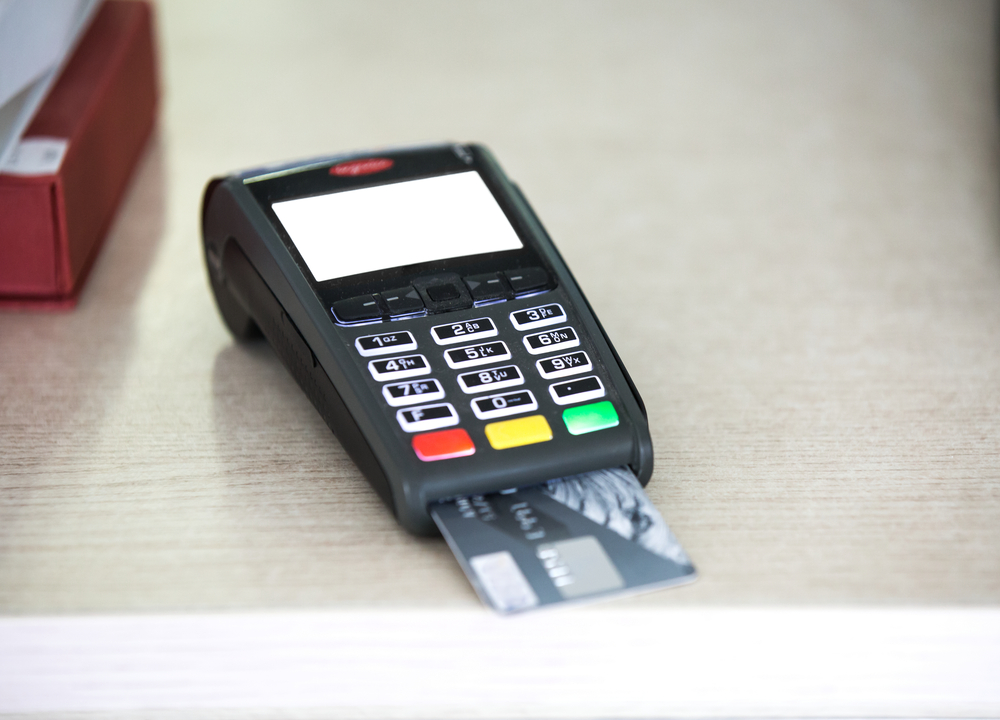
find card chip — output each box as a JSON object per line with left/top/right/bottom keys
{"left": 469, "top": 551, "right": 539, "bottom": 613}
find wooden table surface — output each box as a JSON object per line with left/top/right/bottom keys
{"left": 2, "top": 1, "right": 999, "bottom": 717}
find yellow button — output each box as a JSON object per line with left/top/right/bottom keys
{"left": 484, "top": 415, "right": 553, "bottom": 450}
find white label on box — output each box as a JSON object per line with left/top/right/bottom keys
{"left": 0, "top": 137, "right": 69, "bottom": 176}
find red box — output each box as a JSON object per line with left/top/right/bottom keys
{"left": 0, "top": 0, "right": 158, "bottom": 308}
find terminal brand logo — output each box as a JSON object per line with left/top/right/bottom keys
{"left": 329, "top": 158, "right": 394, "bottom": 177}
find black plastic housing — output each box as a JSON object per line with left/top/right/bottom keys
{"left": 201, "top": 143, "right": 652, "bottom": 535}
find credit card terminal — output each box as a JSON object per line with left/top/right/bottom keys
{"left": 201, "top": 143, "right": 652, "bottom": 535}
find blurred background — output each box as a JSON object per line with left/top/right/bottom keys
{"left": 1, "top": 1, "right": 999, "bottom": 714}
{"left": 2, "top": 0, "right": 998, "bottom": 609}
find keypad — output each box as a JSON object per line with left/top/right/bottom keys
{"left": 382, "top": 378, "right": 445, "bottom": 407}
{"left": 504, "top": 267, "right": 549, "bottom": 294}
{"left": 413, "top": 274, "right": 472, "bottom": 313}
{"left": 444, "top": 341, "right": 511, "bottom": 369}
{"left": 427, "top": 284, "right": 461, "bottom": 302}
{"left": 332, "top": 268, "right": 554, "bottom": 326}
{"left": 396, "top": 402, "right": 459, "bottom": 432}
{"left": 471, "top": 389, "right": 538, "bottom": 420}
{"left": 510, "top": 303, "right": 566, "bottom": 331}
{"left": 523, "top": 326, "right": 579, "bottom": 355}
{"left": 368, "top": 354, "right": 430, "bottom": 382}
{"left": 355, "top": 330, "right": 417, "bottom": 357}
{"left": 431, "top": 317, "right": 498, "bottom": 345}
{"left": 350, "top": 289, "right": 620, "bottom": 461}
{"left": 463, "top": 272, "right": 509, "bottom": 302}
{"left": 457, "top": 364, "right": 524, "bottom": 394}
{"left": 536, "top": 351, "right": 592, "bottom": 379}
{"left": 333, "top": 294, "right": 381, "bottom": 323}
{"left": 548, "top": 375, "right": 605, "bottom": 406}
{"left": 412, "top": 428, "right": 476, "bottom": 462}
{"left": 562, "top": 401, "right": 619, "bottom": 435}
{"left": 485, "top": 415, "right": 553, "bottom": 450}
{"left": 382, "top": 287, "right": 424, "bottom": 317}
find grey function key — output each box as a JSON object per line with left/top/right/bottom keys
{"left": 463, "top": 272, "right": 510, "bottom": 303}
{"left": 504, "top": 267, "right": 550, "bottom": 295}
{"left": 381, "top": 286, "right": 425, "bottom": 317}
{"left": 333, "top": 294, "right": 381, "bottom": 323}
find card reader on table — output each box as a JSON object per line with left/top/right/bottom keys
{"left": 201, "top": 143, "right": 652, "bottom": 535}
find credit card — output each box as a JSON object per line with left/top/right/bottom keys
{"left": 430, "top": 467, "right": 696, "bottom": 613}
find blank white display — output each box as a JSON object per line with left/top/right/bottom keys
{"left": 271, "top": 171, "right": 523, "bottom": 282}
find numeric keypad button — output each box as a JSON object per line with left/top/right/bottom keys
{"left": 396, "top": 403, "right": 459, "bottom": 433}
{"left": 368, "top": 354, "right": 430, "bottom": 382}
{"left": 444, "top": 341, "right": 511, "bottom": 369}
{"left": 548, "top": 375, "right": 605, "bottom": 405}
{"left": 430, "top": 317, "right": 498, "bottom": 345}
{"left": 355, "top": 330, "right": 417, "bottom": 357}
{"left": 457, "top": 364, "right": 525, "bottom": 394}
{"left": 382, "top": 378, "right": 445, "bottom": 407}
{"left": 536, "top": 350, "right": 592, "bottom": 379}
{"left": 471, "top": 390, "right": 538, "bottom": 420}
{"left": 523, "top": 326, "right": 579, "bottom": 355}
{"left": 510, "top": 303, "right": 566, "bottom": 331}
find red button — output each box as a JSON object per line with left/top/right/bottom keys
{"left": 412, "top": 428, "right": 475, "bottom": 462}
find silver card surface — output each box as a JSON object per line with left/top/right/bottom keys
{"left": 430, "top": 467, "right": 696, "bottom": 613}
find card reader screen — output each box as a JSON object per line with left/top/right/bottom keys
{"left": 271, "top": 171, "right": 524, "bottom": 282}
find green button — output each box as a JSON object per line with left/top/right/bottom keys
{"left": 562, "top": 401, "right": 619, "bottom": 435}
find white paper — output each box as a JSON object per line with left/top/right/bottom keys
{"left": 0, "top": 0, "right": 100, "bottom": 168}
{"left": 0, "top": 136, "right": 68, "bottom": 175}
